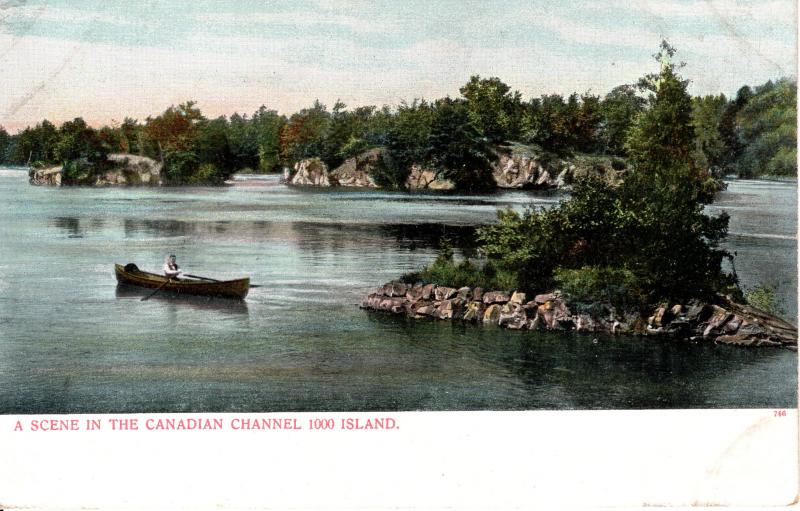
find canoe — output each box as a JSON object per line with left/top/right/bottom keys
{"left": 115, "top": 263, "right": 249, "bottom": 299}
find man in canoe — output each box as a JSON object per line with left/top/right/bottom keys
{"left": 163, "top": 254, "right": 183, "bottom": 279}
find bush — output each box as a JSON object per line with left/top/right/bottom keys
{"left": 745, "top": 284, "right": 782, "bottom": 315}
{"left": 187, "top": 163, "right": 224, "bottom": 185}
{"left": 553, "top": 266, "right": 644, "bottom": 309}
{"left": 404, "top": 245, "right": 517, "bottom": 291}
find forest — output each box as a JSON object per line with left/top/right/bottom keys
{"left": 0, "top": 60, "right": 795, "bottom": 186}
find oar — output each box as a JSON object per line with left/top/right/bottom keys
{"left": 184, "top": 273, "right": 262, "bottom": 288}
{"left": 141, "top": 279, "right": 172, "bottom": 301}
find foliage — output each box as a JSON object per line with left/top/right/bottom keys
{"left": 279, "top": 100, "right": 331, "bottom": 165}
{"left": 404, "top": 244, "right": 517, "bottom": 291}
{"left": 599, "top": 85, "right": 646, "bottom": 155}
{"left": 554, "top": 266, "right": 643, "bottom": 309}
{"left": 735, "top": 79, "right": 797, "bottom": 177}
{"left": 426, "top": 98, "right": 497, "bottom": 192}
{"left": 459, "top": 75, "right": 523, "bottom": 143}
{"left": 744, "top": 284, "right": 782, "bottom": 315}
{"left": 691, "top": 94, "right": 727, "bottom": 173}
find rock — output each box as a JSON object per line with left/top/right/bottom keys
{"left": 406, "top": 165, "right": 454, "bottom": 190}
{"left": 29, "top": 165, "right": 64, "bottom": 186}
{"left": 472, "top": 287, "right": 484, "bottom": 302}
{"left": 421, "top": 284, "right": 435, "bottom": 300}
{"left": 457, "top": 287, "right": 472, "bottom": 301}
{"left": 463, "top": 301, "right": 484, "bottom": 322}
{"left": 723, "top": 315, "right": 743, "bottom": 333}
{"left": 414, "top": 304, "right": 437, "bottom": 318}
{"left": 329, "top": 148, "right": 381, "bottom": 188}
{"left": 434, "top": 286, "right": 457, "bottom": 301}
{"left": 535, "top": 170, "right": 552, "bottom": 187}
{"left": 498, "top": 303, "right": 527, "bottom": 329}
{"left": 483, "top": 304, "right": 502, "bottom": 324}
{"left": 575, "top": 314, "right": 595, "bottom": 332}
{"left": 534, "top": 293, "right": 556, "bottom": 305}
{"left": 702, "top": 306, "right": 733, "bottom": 337}
{"left": 290, "top": 158, "right": 330, "bottom": 186}
{"left": 670, "top": 304, "right": 683, "bottom": 317}
{"left": 737, "top": 322, "right": 768, "bottom": 337}
{"left": 483, "top": 291, "right": 510, "bottom": 304}
{"left": 436, "top": 299, "right": 465, "bottom": 320}
{"left": 510, "top": 291, "right": 526, "bottom": 304}
{"left": 383, "top": 281, "right": 407, "bottom": 297}
{"left": 406, "top": 284, "right": 424, "bottom": 303}
{"left": 685, "top": 302, "right": 712, "bottom": 323}
{"left": 649, "top": 303, "right": 673, "bottom": 328}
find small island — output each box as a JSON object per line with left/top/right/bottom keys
{"left": 359, "top": 43, "right": 797, "bottom": 348}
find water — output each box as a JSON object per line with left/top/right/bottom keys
{"left": 0, "top": 170, "right": 795, "bottom": 413}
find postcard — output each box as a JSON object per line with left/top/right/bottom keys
{"left": 0, "top": 0, "right": 796, "bottom": 509}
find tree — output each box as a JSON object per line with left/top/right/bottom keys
{"left": 459, "top": 75, "right": 523, "bottom": 143}
{"left": 735, "top": 79, "right": 797, "bottom": 177}
{"left": 691, "top": 94, "right": 727, "bottom": 173}
{"left": 279, "top": 100, "right": 331, "bottom": 165}
{"left": 599, "top": 85, "right": 646, "bottom": 155}
{"left": 427, "top": 98, "right": 496, "bottom": 192}
{"left": 54, "top": 117, "right": 107, "bottom": 164}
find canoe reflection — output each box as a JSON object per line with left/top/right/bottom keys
{"left": 115, "top": 284, "right": 250, "bottom": 315}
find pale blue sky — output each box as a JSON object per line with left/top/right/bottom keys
{"left": 0, "top": 0, "right": 795, "bottom": 131}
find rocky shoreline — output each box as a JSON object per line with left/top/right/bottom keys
{"left": 29, "top": 153, "right": 163, "bottom": 187}
{"left": 360, "top": 281, "right": 798, "bottom": 348}
{"left": 287, "top": 145, "right": 626, "bottom": 191}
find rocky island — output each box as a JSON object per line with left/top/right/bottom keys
{"left": 361, "top": 281, "right": 797, "bottom": 348}
{"left": 29, "top": 153, "right": 163, "bottom": 186}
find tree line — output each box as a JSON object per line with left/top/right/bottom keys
{"left": 0, "top": 63, "right": 794, "bottom": 185}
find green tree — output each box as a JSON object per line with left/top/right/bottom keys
{"left": 459, "top": 75, "right": 523, "bottom": 143}
{"left": 427, "top": 98, "right": 497, "bottom": 192}
{"left": 691, "top": 94, "right": 727, "bottom": 173}
{"left": 736, "top": 79, "right": 797, "bottom": 177}
{"left": 599, "top": 85, "right": 646, "bottom": 155}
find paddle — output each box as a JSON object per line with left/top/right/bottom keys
{"left": 184, "top": 273, "right": 262, "bottom": 288}
{"left": 141, "top": 279, "right": 171, "bottom": 301}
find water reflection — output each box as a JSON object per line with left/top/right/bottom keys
{"left": 115, "top": 285, "right": 250, "bottom": 316}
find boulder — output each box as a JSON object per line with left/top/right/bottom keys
{"left": 575, "top": 314, "right": 595, "bottom": 332}
{"left": 406, "top": 284, "right": 424, "bottom": 303}
{"left": 291, "top": 158, "right": 331, "bottom": 186}
{"left": 483, "top": 304, "right": 502, "bottom": 324}
{"left": 498, "top": 303, "right": 527, "bottom": 329}
{"left": 421, "top": 283, "right": 435, "bottom": 300}
{"left": 509, "top": 291, "right": 526, "bottom": 304}
{"left": 457, "top": 287, "right": 473, "bottom": 301}
{"left": 414, "top": 304, "right": 437, "bottom": 318}
{"left": 463, "top": 301, "right": 485, "bottom": 322}
{"left": 406, "top": 165, "right": 454, "bottom": 190}
{"left": 383, "top": 281, "right": 407, "bottom": 297}
{"left": 29, "top": 165, "right": 64, "bottom": 186}
{"left": 436, "top": 299, "right": 465, "bottom": 320}
{"left": 434, "top": 286, "right": 457, "bottom": 301}
{"left": 534, "top": 293, "right": 557, "bottom": 305}
{"left": 473, "top": 287, "right": 484, "bottom": 302}
{"left": 685, "top": 302, "right": 713, "bottom": 323}
{"left": 329, "top": 148, "right": 381, "bottom": 188}
{"left": 483, "top": 291, "right": 510, "bottom": 305}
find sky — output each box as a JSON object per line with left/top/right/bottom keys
{"left": 0, "top": 0, "right": 795, "bottom": 132}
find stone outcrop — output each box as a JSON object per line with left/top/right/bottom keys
{"left": 290, "top": 158, "right": 331, "bottom": 186}
{"left": 29, "top": 165, "right": 63, "bottom": 186}
{"left": 329, "top": 148, "right": 381, "bottom": 188}
{"left": 29, "top": 153, "right": 162, "bottom": 186}
{"left": 491, "top": 146, "right": 627, "bottom": 190}
{"left": 405, "top": 164, "right": 455, "bottom": 190}
{"left": 360, "top": 282, "right": 797, "bottom": 349}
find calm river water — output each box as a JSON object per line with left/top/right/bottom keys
{"left": 0, "top": 169, "right": 795, "bottom": 412}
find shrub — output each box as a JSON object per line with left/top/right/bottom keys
{"left": 745, "top": 284, "right": 782, "bottom": 315}
{"left": 553, "top": 266, "right": 644, "bottom": 309}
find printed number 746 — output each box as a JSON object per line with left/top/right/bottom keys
{"left": 774, "top": 410, "right": 787, "bottom": 417}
